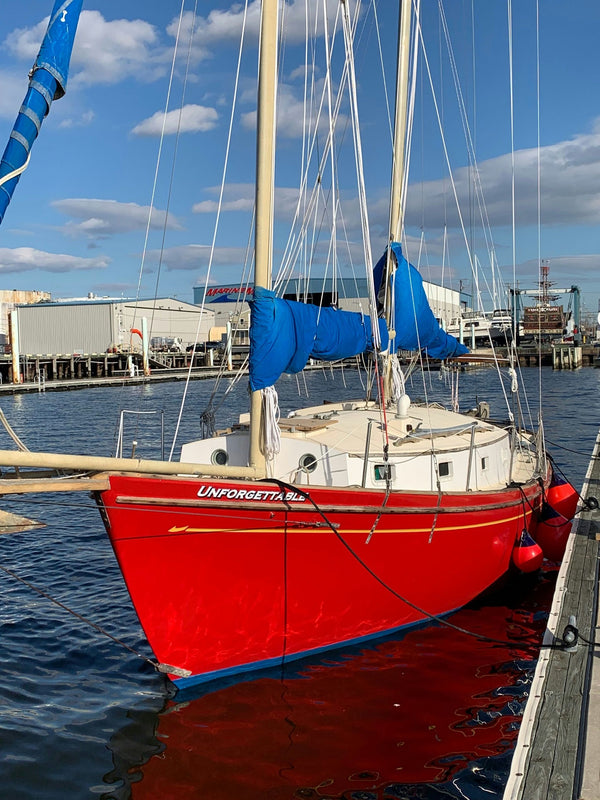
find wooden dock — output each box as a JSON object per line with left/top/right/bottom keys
{"left": 504, "top": 431, "right": 600, "bottom": 800}
{"left": 495, "top": 343, "right": 599, "bottom": 368}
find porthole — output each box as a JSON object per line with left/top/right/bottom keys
{"left": 481, "top": 456, "right": 488, "bottom": 471}
{"left": 299, "top": 453, "right": 318, "bottom": 473}
{"left": 211, "top": 449, "right": 228, "bottom": 466}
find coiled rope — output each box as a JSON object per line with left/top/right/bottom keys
{"left": 262, "top": 386, "right": 281, "bottom": 462}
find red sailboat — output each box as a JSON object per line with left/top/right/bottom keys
{"left": 0, "top": 0, "right": 575, "bottom": 691}
{"left": 90, "top": 0, "right": 558, "bottom": 687}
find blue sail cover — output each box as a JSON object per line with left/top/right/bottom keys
{"left": 249, "top": 286, "right": 389, "bottom": 391}
{"left": 373, "top": 242, "right": 468, "bottom": 359}
{"left": 0, "top": 0, "right": 83, "bottom": 223}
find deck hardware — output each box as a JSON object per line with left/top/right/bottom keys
{"left": 561, "top": 615, "right": 579, "bottom": 652}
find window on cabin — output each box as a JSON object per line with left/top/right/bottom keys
{"left": 374, "top": 464, "right": 392, "bottom": 481}
{"left": 438, "top": 461, "right": 452, "bottom": 479}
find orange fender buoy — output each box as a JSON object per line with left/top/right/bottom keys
{"left": 546, "top": 473, "right": 579, "bottom": 522}
{"left": 512, "top": 530, "right": 544, "bottom": 573}
{"left": 534, "top": 505, "right": 571, "bottom": 562}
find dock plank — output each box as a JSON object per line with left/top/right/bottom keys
{"left": 504, "top": 430, "right": 600, "bottom": 800}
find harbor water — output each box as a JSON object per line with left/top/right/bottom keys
{"left": 0, "top": 365, "right": 598, "bottom": 799}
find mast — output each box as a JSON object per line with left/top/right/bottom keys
{"left": 388, "top": 0, "right": 412, "bottom": 247}
{"left": 249, "top": 0, "right": 279, "bottom": 476}
{"left": 383, "top": 0, "right": 412, "bottom": 386}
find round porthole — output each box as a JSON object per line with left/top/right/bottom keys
{"left": 299, "top": 453, "right": 317, "bottom": 473}
{"left": 211, "top": 449, "right": 228, "bottom": 466}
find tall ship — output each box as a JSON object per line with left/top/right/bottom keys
{"left": 521, "top": 262, "right": 567, "bottom": 342}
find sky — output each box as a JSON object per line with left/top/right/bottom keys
{"left": 0, "top": 0, "right": 599, "bottom": 319}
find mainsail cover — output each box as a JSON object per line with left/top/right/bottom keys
{"left": 249, "top": 286, "right": 388, "bottom": 391}
{"left": 0, "top": 0, "right": 83, "bottom": 224}
{"left": 374, "top": 242, "right": 468, "bottom": 359}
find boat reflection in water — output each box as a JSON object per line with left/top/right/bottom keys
{"left": 104, "top": 569, "right": 556, "bottom": 800}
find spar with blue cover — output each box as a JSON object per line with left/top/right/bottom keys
{"left": 373, "top": 242, "right": 468, "bottom": 359}
{"left": 0, "top": 0, "right": 83, "bottom": 224}
{"left": 249, "top": 286, "right": 388, "bottom": 391}
{"left": 249, "top": 243, "right": 467, "bottom": 391}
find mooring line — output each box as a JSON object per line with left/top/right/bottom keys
{"left": 0, "top": 562, "right": 188, "bottom": 676}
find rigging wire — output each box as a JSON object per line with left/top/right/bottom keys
{"left": 170, "top": 0, "right": 251, "bottom": 459}
{"left": 147, "top": 0, "right": 201, "bottom": 341}
{"left": 132, "top": 0, "right": 187, "bottom": 323}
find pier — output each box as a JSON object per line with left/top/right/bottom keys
{"left": 498, "top": 343, "right": 599, "bottom": 368}
{"left": 0, "top": 351, "right": 227, "bottom": 394}
{"left": 504, "top": 431, "right": 600, "bottom": 800}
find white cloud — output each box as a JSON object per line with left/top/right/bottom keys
{"left": 52, "top": 198, "right": 183, "bottom": 239}
{"left": 193, "top": 197, "right": 254, "bottom": 214}
{"left": 0, "top": 247, "right": 108, "bottom": 274}
{"left": 175, "top": 0, "right": 344, "bottom": 61}
{"left": 192, "top": 183, "right": 254, "bottom": 214}
{"left": 0, "top": 70, "right": 29, "bottom": 119}
{"left": 242, "top": 81, "right": 348, "bottom": 139}
{"left": 132, "top": 104, "right": 218, "bottom": 137}
{"left": 3, "top": 4, "right": 342, "bottom": 93}
{"left": 405, "top": 120, "right": 600, "bottom": 230}
{"left": 514, "top": 254, "right": 600, "bottom": 283}
{"left": 146, "top": 244, "right": 248, "bottom": 271}
{"left": 59, "top": 110, "right": 95, "bottom": 129}
{"left": 5, "top": 10, "right": 164, "bottom": 87}
{"left": 192, "top": 183, "right": 303, "bottom": 219}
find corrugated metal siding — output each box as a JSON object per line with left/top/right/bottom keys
{"left": 119, "top": 301, "right": 214, "bottom": 345}
{"left": 15, "top": 298, "right": 215, "bottom": 355}
{"left": 17, "top": 304, "right": 113, "bottom": 354}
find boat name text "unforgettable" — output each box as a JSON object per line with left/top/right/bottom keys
{"left": 197, "top": 485, "right": 307, "bottom": 502}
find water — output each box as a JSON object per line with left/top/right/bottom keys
{"left": 0, "top": 365, "right": 597, "bottom": 799}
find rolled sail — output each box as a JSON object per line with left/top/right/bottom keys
{"left": 249, "top": 286, "right": 388, "bottom": 391}
{"left": 0, "top": 0, "right": 83, "bottom": 223}
{"left": 373, "top": 242, "right": 469, "bottom": 359}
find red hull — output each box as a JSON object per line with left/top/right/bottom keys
{"left": 98, "top": 474, "right": 546, "bottom": 685}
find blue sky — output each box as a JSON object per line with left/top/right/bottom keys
{"left": 0, "top": 1, "right": 599, "bottom": 319}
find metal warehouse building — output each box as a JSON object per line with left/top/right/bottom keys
{"left": 194, "top": 276, "right": 463, "bottom": 328}
{"left": 13, "top": 297, "right": 215, "bottom": 356}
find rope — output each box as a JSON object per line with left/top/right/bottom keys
{"left": 0, "top": 407, "right": 30, "bottom": 451}
{"left": 450, "top": 367, "right": 459, "bottom": 413}
{"left": 0, "top": 562, "right": 166, "bottom": 673}
{"left": 262, "top": 386, "right": 281, "bottom": 462}
{"left": 0, "top": 152, "right": 31, "bottom": 189}
{"left": 390, "top": 356, "right": 406, "bottom": 403}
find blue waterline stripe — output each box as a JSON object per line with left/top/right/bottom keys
{"left": 173, "top": 612, "right": 457, "bottom": 692}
